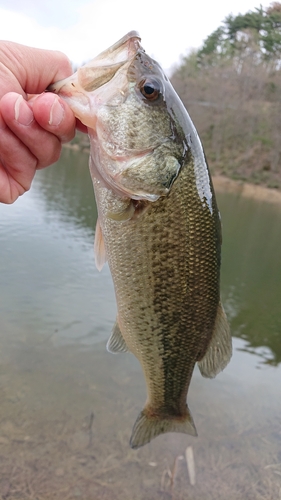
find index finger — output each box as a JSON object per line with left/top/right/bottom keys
{"left": 0, "top": 42, "right": 73, "bottom": 95}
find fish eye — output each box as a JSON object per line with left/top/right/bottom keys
{"left": 139, "top": 79, "right": 161, "bottom": 101}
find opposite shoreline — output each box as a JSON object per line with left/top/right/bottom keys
{"left": 62, "top": 143, "right": 281, "bottom": 206}
{"left": 212, "top": 175, "right": 281, "bottom": 206}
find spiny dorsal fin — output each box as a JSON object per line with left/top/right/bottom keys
{"left": 197, "top": 301, "right": 232, "bottom": 379}
{"left": 106, "top": 321, "right": 129, "bottom": 354}
{"left": 94, "top": 218, "right": 107, "bottom": 271}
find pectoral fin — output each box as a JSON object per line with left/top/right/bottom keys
{"left": 94, "top": 218, "right": 107, "bottom": 271}
{"left": 106, "top": 321, "right": 129, "bottom": 353}
{"left": 197, "top": 302, "right": 232, "bottom": 378}
{"left": 107, "top": 200, "right": 135, "bottom": 221}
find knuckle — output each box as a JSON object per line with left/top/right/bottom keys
{"left": 37, "top": 140, "right": 61, "bottom": 169}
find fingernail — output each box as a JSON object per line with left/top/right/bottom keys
{"left": 49, "top": 96, "right": 64, "bottom": 126}
{"left": 15, "top": 95, "right": 34, "bottom": 125}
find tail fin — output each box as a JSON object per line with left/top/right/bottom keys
{"left": 130, "top": 406, "right": 197, "bottom": 449}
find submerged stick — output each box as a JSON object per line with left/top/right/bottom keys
{"left": 185, "top": 446, "right": 196, "bottom": 486}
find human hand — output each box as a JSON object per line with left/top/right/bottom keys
{"left": 0, "top": 41, "right": 83, "bottom": 204}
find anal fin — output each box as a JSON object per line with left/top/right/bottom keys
{"left": 106, "top": 321, "right": 129, "bottom": 354}
{"left": 198, "top": 301, "right": 232, "bottom": 378}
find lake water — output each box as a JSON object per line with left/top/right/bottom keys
{"left": 1, "top": 148, "right": 281, "bottom": 500}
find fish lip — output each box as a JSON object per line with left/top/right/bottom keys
{"left": 99, "top": 31, "right": 141, "bottom": 60}
{"left": 47, "top": 31, "right": 142, "bottom": 94}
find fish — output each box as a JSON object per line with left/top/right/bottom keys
{"left": 49, "top": 31, "right": 232, "bottom": 449}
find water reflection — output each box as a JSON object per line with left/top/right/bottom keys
{"left": 1, "top": 150, "right": 281, "bottom": 499}
{"left": 35, "top": 150, "right": 281, "bottom": 364}
{"left": 0, "top": 149, "right": 115, "bottom": 350}
{"left": 34, "top": 147, "right": 97, "bottom": 232}
{"left": 219, "top": 193, "right": 281, "bottom": 365}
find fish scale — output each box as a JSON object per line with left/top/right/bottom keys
{"left": 49, "top": 31, "right": 232, "bottom": 449}
{"left": 93, "top": 157, "right": 220, "bottom": 427}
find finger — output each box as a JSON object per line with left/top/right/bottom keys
{"left": 0, "top": 92, "right": 65, "bottom": 169}
{"left": 0, "top": 42, "right": 73, "bottom": 94}
{"left": 32, "top": 92, "right": 76, "bottom": 143}
{"left": 0, "top": 112, "right": 37, "bottom": 203}
{"left": 31, "top": 93, "right": 88, "bottom": 135}
{"left": 25, "top": 49, "right": 73, "bottom": 92}
{"left": 76, "top": 119, "right": 88, "bottom": 134}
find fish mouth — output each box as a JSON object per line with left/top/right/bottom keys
{"left": 48, "top": 31, "right": 141, "bottom": 96}
{"left": 92, "top": 30, "right": 141, "bottom": 67}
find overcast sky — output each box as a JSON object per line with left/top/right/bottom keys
{"left": 0, "top": 0, "right": 273, "bottom": 71}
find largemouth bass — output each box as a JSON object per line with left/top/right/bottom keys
{"left": 49, "top": 31, "right": 232, "bottom": 449}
